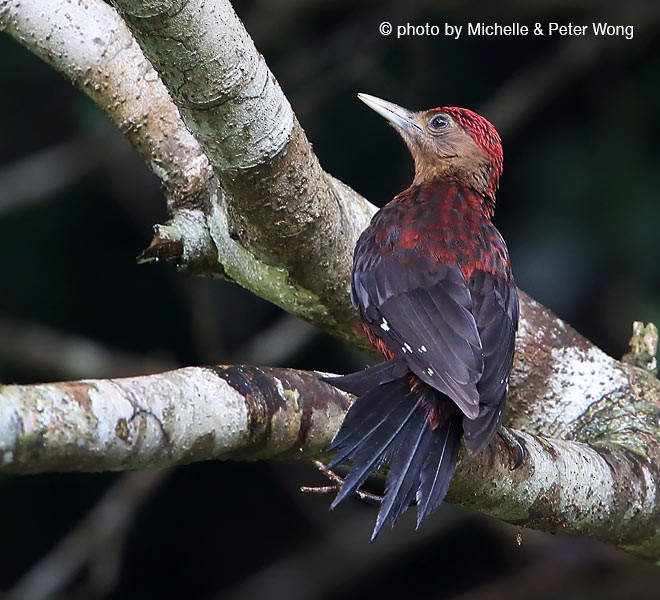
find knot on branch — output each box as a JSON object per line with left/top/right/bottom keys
{"left": 623, "top": 321, "right": 658, "bottom": 376}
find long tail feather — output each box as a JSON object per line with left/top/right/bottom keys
{"left": 329, "top": 382, "right": 420, "bottom": 508}
{"left": 416, "top": 415, "right": 461, "bottom": 527}
{"left": 327, "top": 387, "right": 412, "bottom": 471}
{"left": 325, "top": 370, "right": 462, "bottom": 537}
{"left": 372, "top": 408, "right": 432, "bottom": 538}
{"left": 322, "top": 358, "right": 407, "bottom": 396}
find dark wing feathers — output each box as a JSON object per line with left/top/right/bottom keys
{"left": 353, "top": 250, "right": 483, "bottom": 419}
{"left": 379, "top": 289, "right": 482, "bottom": 401}
{"left": 353, "top": 242, "right": 517, "bottom": 430}
{"left": 462, "top": 271, "right": 519, "bottom": 453}
{"left": 471, "top": 270, "right": 518, "bottom": 399}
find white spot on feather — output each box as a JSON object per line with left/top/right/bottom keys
{"left": 402, "top": 343, "right": 412, "bottom": 353}
{"left": 427, "top": 368, "right": 434, "bottom": 376}
{"left": 380, "top": 318, "right": 390, "bottom": 331}
{"left": 419, "top": 345, "right": 427, "bottom": 353}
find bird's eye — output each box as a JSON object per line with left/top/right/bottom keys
{"left": 428, "top": 114, "right": 450, "bottom": 131}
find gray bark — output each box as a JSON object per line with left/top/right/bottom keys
{"left": 0, "top": 362, "right": 659, "bottom": 561}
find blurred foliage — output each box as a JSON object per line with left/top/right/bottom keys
{"left": 0, "top": 0, "right": 659, "bottom": 598}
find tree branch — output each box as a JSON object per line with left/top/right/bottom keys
{"left": 1, "top": 365, "right": 659, "bottom": 560}
{"left": 0, "top": 366, "right": 349, "bottom": 472}
{"left": 0, "top": 0, "right": 213, "bottom": 212}
{"left": 110, "top": 0, "right": 374, "bottom": 336}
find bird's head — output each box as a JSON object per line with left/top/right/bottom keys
{"left": 358, "top": 93, "right": 503, "bottom": 207}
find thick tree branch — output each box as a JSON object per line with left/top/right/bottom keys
{"left": 0, "top": 0, "right": 222, "bottom": 278}
{"left": 0, "top": 365, "right": 659, "bottom": 561}
{"left": 0, "top": 366, "right": 349, "bottom": 472}
{"left": 110, "top": 0, "right": 374, "bottom": 335}
{"left": 1, "top": 0, "right": 372, "bottom": 333}
{"left": 0, "top": 0, "right": 212, "bottom": 213}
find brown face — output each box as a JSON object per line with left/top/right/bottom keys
{"left": 405, "top": 109, "right": 498, "bottom": 193}
{"left": 358, "top": 94, "right": 502, "bottom": 201}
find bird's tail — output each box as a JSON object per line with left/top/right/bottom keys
{"left": 324, "top": 361, "right": 461, "bottom": 540}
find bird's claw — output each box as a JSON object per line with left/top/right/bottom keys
{"left": 497, "top": 426, "right": 527, "bottom": 469}
{"left": 301, "top": 460, "right": 383, "bottom": 504}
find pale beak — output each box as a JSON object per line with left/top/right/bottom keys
{"left": 357, "top": 93, "right": 422, "bottom": 133}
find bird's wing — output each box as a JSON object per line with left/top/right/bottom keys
{"left": 461, "top": 270, "right": 519, "bottom": 450}
{"left": 352, "top": 249, "right": 484, "bottom": 419}
{"left": 472, "top": 270, "right": 518, "bottom": 403}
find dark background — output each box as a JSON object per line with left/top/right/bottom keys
{"left": 1, "top": 0, "right": 659, "bottom": 598}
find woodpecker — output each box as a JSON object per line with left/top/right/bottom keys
{"left": 325, "top": 93, "right": 519, "bottom": 539}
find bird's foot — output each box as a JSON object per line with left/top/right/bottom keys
{"left": 301, "top": 460, "right": 383, "bottom": 504}
{"left": 497, "top": 427, "right": 527, "bottom": 470}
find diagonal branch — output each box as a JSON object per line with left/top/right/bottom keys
{"left": 110, "top": 0, "right": 374, "bottom": 336}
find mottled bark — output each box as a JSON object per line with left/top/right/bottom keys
{"left": 0, "top": 366, "right": 349, "bottom": 473}
{"left": 110, "top": 0, "right": 373, "bottom": 335}
{"left": 1, "top": 364, "right": 659, "bottom": 561}
{"left": 0, "top": 0, "right": 212, "bottom": 213}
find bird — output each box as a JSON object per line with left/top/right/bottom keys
{"left": 324, "top": 93, "right": 520, "bottom": 540}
